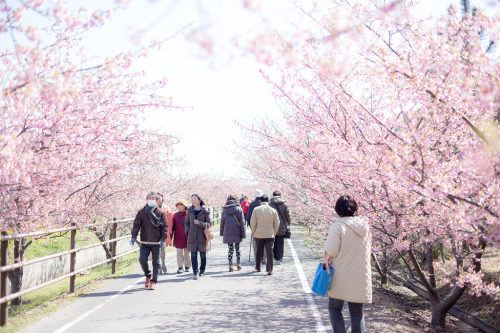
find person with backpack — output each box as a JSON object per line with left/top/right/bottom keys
{"left": 185, "top": 194, "right": 212, "bottom": 280}
{"left": 220, "top": 195, "right": 246, "bottom": 272}
{"left": 324, "top": 195, "right": 372, "bottom": 333}
{"left": 170, "top": 199, "right": 191, "bottom": 274}
{"left": 269, "top": 190, "right": 291, "bottom": 265}
{"left": 130, "top": 191, "right": 167, "bottom": 290}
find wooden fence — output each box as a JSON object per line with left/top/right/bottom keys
{"left": 0, "top": 209, "right": 221, "bottom": 327}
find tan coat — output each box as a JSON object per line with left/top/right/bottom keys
{"left": 250, "top": 202, "right": 280, "bottom": 239}
{"left": 324, "top": 216, "right": 372, "bottom": 303}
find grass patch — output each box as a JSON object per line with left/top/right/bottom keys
{"left": 23, "top": 230, "right": 101, "bottom": 260}
{"left": 0, "top": 251, "right": 140, "bottom": 333}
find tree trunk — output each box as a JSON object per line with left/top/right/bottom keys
{"left": 371, "top": 253, "right": 388, "bottom": 285}
{"left": 8, "top": 238, "right": 24, "bottom": 306}
{"left": 431, "top": 305, "right": 447, "bottom": 328}
{"left": 94, "top": 231, "right": 112, "bottom": 259}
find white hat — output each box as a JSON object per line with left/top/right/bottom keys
{"left": 254, "top": 189, "right": 263, "bottom": 198}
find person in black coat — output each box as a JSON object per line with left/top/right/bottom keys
{"left": 220, "top": 195, "right": 246, "bottom": 271}
{"left": 269, "top": 190, "right": 291, "bottom": 264}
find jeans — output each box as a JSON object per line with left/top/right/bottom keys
{"left": 191, "top": 251, "right": 206, "bottom": 274}
{"left": 255, "top": 238, "right": 274, "bottom": 272}
{"left": 139, "top": 244, "right": 161, "bottom": 283}
{"left": 328, "top": 298, "right": 365, "bottom": 333}
{"left": 273, "top": 235, "right": 285, "bottom": 261}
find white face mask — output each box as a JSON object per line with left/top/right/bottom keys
{"left": 147, "top": 199, "right": 156, "bottom": 207}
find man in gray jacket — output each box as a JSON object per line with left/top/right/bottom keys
{"left": 269, "top": 190, "right": 291, "bottom": 265}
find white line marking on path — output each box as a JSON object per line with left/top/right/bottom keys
{"left": 53, "top": 276, "right": 144, "bottom": 333}
{"left": 287, "top": 239, "right": 327, "bottom": 333}
{"left": 56, "top": 230, "right": 218, "bottom": 332}
{"left": 55, "top": 255, "right": 175, "bottom": 333}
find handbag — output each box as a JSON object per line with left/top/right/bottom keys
{"left": 274, "top": 206, "right": 291, "bottom": 239}
{"left": 204, "top": 224, "right": 214, "bottom": 252}
{"left": 311, "top": 252, "right": 334, "bottom": 296}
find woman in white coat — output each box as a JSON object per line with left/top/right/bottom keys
{"left": 324, "top": 196, "right": 372, "bottom": 333}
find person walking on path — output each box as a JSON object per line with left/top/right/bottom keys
{"left": 269, "top": 190, "right": 291, "bottom": 265}
{"left": 250, "top": 194, "right": 280, "bottom": 275}
{"left": 240, "top": 196, "right": 251, "bottom": 222}
{"left": 239, "top": 193, "right": 245, "bottom": 204}
{"left": 157, "top": 193, "right": 173, "bottom": 274}
{"left": 130, "top": 191, "right": 167, "bottom": 290}
{"left": 170, "top": 199, "right": 191, "bottom": 274}
{"left": 245, "top": 189, "right": 262, "bottom": 227}
{"left": 324, "top": 195, "right": 372, "bottom": 333}
{"left": 246, "top": 189, "right": 265, "bottom": 262}
{"left": 185, "top": 194, "right": 212, "bottom": 280}
{"left": 220, "top": 195, "right": 246, "bottom": 272}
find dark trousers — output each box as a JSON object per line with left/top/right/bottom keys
{"left": 328, "top": 298, "right": 365, "bottom": 333}
{"left": 191, "top": 251, "right": 206, "bottom": 274}
{"left": 255, "top": 238, "right": 274, "bottom": 272}
{"left": 139, "top": 244, "right": 161, "bottom": 283}
{"left": 273, "top": 235, "right": 285, "bottom": 261}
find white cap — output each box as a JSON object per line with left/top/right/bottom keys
{"left": 254, "top": 189, "right": 263, "bottom": 198}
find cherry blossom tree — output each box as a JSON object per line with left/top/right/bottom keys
{"left": 239, "top": 1, "right": 499, "bottom": 328}
{"left": 0, "top": 0, "right": 178, "bottom": 304}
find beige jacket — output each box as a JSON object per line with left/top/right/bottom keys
{"left": 250, "top": 202, "right": 280, "bottom": 239}
{"left": 324, "top": 216, "right": 372, "bottom": 303}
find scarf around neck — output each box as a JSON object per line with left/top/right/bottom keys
{"left": 145, "top": 204, "right": 164, "bottom": 228}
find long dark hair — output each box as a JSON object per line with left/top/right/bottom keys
{"left": 191, "top": 194, "right": 206, "bottom": 207}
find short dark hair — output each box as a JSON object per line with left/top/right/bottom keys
{"left": 335, "top": 195, "right": 358, "bottom": 217}
{"left": 227, "top": 194, "right": 237, "bottom": 201}
{"left": 259, "top": 194, "right": 269, "bottom": 202}
{"left": 273, "top": 190, "right": 281, "bottom": 197}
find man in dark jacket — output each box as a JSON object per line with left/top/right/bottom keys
{"left": 269, "top": 190, "right": 291, "bottom": 264}
{"left": 246, "top": 189, "right": 263, "bottom": 227}
{"left": 131, "top": 191, "right": 167, "bottom": 290}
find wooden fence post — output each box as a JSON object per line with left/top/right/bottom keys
{"left": 1, "top": 231, "right": 8, "bottom": 327}
{"left": 111, "top": 219, "right": 117, "bottom": 275}
{"left": 69, "top": 223, "right": 76, "bottom": 293}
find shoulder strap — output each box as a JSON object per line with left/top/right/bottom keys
{"left": 178, "top": 213, "right": 185, "bottom": 227}
{"left": 232, "top": 214, "right": 241, "bottom": 226}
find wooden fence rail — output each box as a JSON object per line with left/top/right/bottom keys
{"left": 0, "top": 209, "right": 222, "bottom": 327}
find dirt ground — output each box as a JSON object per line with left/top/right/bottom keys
{"left": 297, "top": 223, "right": 487, "bottom": 333}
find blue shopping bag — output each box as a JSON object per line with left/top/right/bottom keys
{"left": 311, "top": 263, "right": 334, "bottom": 296}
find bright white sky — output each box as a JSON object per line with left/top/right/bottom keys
{"left": 79, "top": 0, "right": 499, "bottom": 178}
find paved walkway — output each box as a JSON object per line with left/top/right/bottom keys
{"left": 21, "top": 226, "right": 338, "bottom": 333}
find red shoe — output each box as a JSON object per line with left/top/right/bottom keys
{"left": 145, "top": 277, "right": 151, "bottom": 289}
{"left": 149, "top": 282, "right": 156, "bottom": 290}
